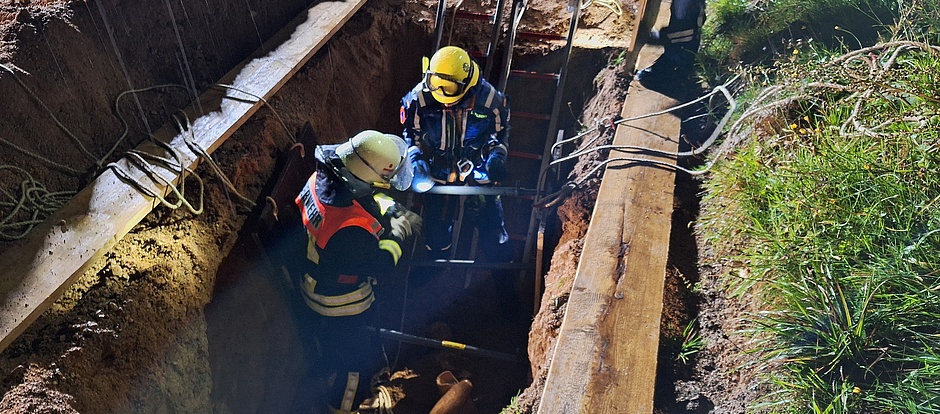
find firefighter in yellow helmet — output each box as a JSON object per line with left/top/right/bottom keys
{"left": 289, "top": 130, "right": 422, "bottom": 414}
{"left": 399, "top": 46, "right": 512, "bottom": 269}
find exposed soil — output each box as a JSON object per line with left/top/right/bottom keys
{"left": 0, "top": 0, "right": 760, "bottom": 413}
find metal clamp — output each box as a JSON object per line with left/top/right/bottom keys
{"left": 457, "top": 158, "right": 473, "bottom": 181}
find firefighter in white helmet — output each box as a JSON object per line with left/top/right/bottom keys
{"left": 399, "top": 45, "right": 512, "bottom": 269}
{"left": 291, "top": 130, "right": 421, "bottom": 414}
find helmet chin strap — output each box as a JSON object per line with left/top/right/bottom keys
{"left": 332, "top": 159, "right": 380, "bottom": 198}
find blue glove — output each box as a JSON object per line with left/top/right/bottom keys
{"left": 408, "top": 146, "right": 434, "bottom": 193}
{"left": 485, "top": 145, "right": 508, "bottom": 182}
{"left": 407, "top": 145, "right": 423, "bottom": 164}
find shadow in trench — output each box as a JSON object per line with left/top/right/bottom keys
{"left": 654, "top": 76, "right": 718, "bottom": 414}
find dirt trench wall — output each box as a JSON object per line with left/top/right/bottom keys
{"left": 0, "top": 0, "right": 312, "bottom": 249}
{"left": 0, "top": 0, "right": 432, "bottom": 412}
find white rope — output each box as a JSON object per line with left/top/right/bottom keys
{"left": 581, "top": 0, "right": 622, "bottom": 17}
{"left": 535, "top": 79, "right": 739, "bottom": 208}
{"left": 363, "top": 385, "right": 395, "bottom": 414}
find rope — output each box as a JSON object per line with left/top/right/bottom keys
{"left": 581, "top": 0, "right": 622, "bottom": 17}
{"left": 103, "top": 83, "right": 190, "bottom": 165}
{"left": 534, "top": 79, "right": 739, "bottom": 208}
{"left": 536, "top": 41, "right": 940, "bottom": 208}
{"left": 172, "top": 113, "right": 256, "bottom": 209}
{"left": 0, "top": 74, "right": 298, "bottom": 238}
{"left": 365, "top": 385, "right": 395, "bottom": 413}
{"left": 0, "top": 165, "right": 75, "bottom": 241}
{"left": 209, "top": 83, "right": 295, "bottom": 145}
{"left": 106, "top": 138, "right": 205, "bottom": 215}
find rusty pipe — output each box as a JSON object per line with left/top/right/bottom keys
{"left": 430, "top": 377, "right": 475, "bottom": 414}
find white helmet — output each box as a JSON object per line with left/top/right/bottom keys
{"left": 336, "top": 130, "right": 412, "bottom": 191}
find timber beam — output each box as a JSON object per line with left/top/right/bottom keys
{"left": 0, "top": 0, "right": 368, "bottom": 354}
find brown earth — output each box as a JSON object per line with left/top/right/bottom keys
{"left": 0, "top": 0, "right": 760, "bottom": 413}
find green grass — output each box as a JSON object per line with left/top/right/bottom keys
{"left": 699, "top": 0, "right": 902, "bottom": 81}
{"left": 696, "top": 2, "right": 940, "bottom": 411}
{"left": 677, "top": 318, "right": 705, "bottom": 365}
{"left": 500, "top": 390, "right": 524, "bottom": 414}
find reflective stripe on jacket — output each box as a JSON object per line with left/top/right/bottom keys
{"left": 301, "top": 275, "right": 375, "bottom": 317}
{"left": 294, "top": 171, "right": 384, "bottom": 317}
{"left": 400, "top": 77, "right": 509, "bottom": 183}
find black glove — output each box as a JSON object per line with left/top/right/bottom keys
{"left": 486, "top": 145, "right": 508, "bottom": 182}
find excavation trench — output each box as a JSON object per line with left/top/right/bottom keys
{"left": 0, "top": 0, "right": 625, "bottom": 412}
{"left": 202, "top": 32, "right": 616, "bottom": 414}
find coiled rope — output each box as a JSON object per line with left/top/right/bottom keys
{"left": 0, "top": 165, "right": 75, "bottom": 241}
{"left": 1, "top": 64, "right": 292, "bottom": 239}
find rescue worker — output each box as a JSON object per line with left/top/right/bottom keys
{"left": 635, "top": 0, "right": 706, "bottom": 87}
{"left": 399, "top": 45, "right": 511, "bottom": 266}
{"left": 291, "top": 130, "right": 422, "bottom": 414}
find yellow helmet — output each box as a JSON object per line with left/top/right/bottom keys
{"left": 423, "top": 46, "right": 480, "bottom": 105}
{"left": 336, "top": 130, "right": 411, "bottom": 190}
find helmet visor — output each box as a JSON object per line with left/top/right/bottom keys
{"left": 353, "top": 134, "right": 413, "bottom": 191}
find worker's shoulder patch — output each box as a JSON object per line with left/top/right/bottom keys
{"left": 399, "top": 105, "right": 406, "bottom": 124}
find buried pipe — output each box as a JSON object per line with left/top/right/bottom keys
{"left": 366, "top": 327, "right": 521, "bottom": 362}
{"left": 431, "top": 371, "right": 477, "bottom": 414}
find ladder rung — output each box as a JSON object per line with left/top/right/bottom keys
{"left": 426, "top": 185, "right": 537, "bottom": 196}
{"left": 468, "top": 50, "right": 488, "bottom": 59}
{"left": 518, "top": 31, "right": 567, "bottom": 42}
{"left": 453, "top": 10, "right": 495, "bottom": 23}
{"left": 508, "top": 150, "right": 542, "bottom": 160}
{"left": 513, "top": 111, "right": 551, "bottom": 121}
{"left": 509, "top": 70, "right": 559, "bottom": 80}
{"left": 406, "top": 259, "right": 531, "bottom": 270}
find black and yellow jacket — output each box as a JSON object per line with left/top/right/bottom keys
{"left": 293, "top": 157, "right": 403, "bottom": 317}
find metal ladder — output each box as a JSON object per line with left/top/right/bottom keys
{"left": 416, "top": 0, "right": 581, "bottom": 295}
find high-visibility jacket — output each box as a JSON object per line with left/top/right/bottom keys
{"left": 400, "top": 77, "right": 509, "bottom": 184}
{"left": 294, "top": 169, "right": 402, "bottom": 317}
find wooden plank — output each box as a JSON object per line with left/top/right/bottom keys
{"left": 537, "top": 0, "right": 682, "bottom": 411}
{"left": 623, "top": 0, "right": 662, "bottom": 75}
{"left": 0, "top": 0, "right": 367, "bottom": 354}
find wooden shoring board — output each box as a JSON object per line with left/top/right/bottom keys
{"left": 537, "top": 1, "right": 681, "bottom": 411}
{"left": 0, "top": 0, "right": 367, "bottom": 354}
{"left": 537, "top": 82, "right": 680, "bottom": 413}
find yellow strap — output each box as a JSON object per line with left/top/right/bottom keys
{"left": 306, "top": 234, "right": 320, "bottom": 264}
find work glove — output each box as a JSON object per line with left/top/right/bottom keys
{"left": 388, "top": 207, "right": 423, "bottom": 241}
{"left": 408, "top": 145, "right": 434, "bottom": 193}
{"left": 485, "top": 144, "right": 508, "bottom": 182}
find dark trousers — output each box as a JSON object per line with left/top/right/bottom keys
{"left": 423, "top": 193, "right": 511, "bottom": 262}
{"left": 297, "top": 308, "right": 383, "bottom": 413}
{"left": 662, "top": 0, "right": 706, "bottom": 63}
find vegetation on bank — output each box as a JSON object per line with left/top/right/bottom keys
{"left": 697, "top": 0, "right": 940, "bottom": 412}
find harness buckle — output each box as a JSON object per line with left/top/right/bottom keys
{"left": 457, "top": 158, "right": 473, "bottom": 181}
